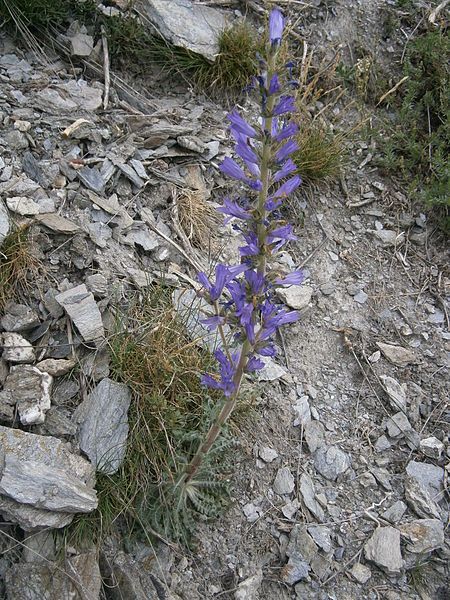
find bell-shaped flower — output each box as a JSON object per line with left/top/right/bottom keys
{"left": 227, "top": 109, "right": 257, "bottom": 138}
{"left": 273, "top": 95, "right": 296, "bottom": 116}
{"left": 269, "top": 8, "right": 284, "bottom": 46}
{"left": 273, "top": 158, "right": 297, "bottom": 182}
{"left": 273, "top": 121, "right": 298, "bottom": 142}
{"left": 217, "top": 197, "right": 251, "bottom": 222}
{"left": 275, "top": 139, "right": 299, "bottom": 163}
{"left": 274, "top": 270, "right": 304, "bottom": 286}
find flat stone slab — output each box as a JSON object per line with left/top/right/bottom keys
{"left": 0, "top": 426, "right": 97, "bottom": 530}
{"left": 76, "top": 378, "right": 131, "bottom": 475}
{"left": 56, "top": 284, "right": 104, "bottom": 343}
{"left": 138, "top": 0, "right": 227, "bottom": 62}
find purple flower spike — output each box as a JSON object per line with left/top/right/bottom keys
{"left": 275, "top": 270, "right": 304, "bottom": 286}
{"left": 273, "top": 95, "right": 296, "bottom": 116}
{"left": 198, "top": 263, "right": 248, "bottom": 302}
{"left": 273, "top": 158, "right": 297, "bottom": 182}
{"left": 273, "top": 175, "right": 302, "bottom": 198}
{"left": 217, "top": 197, "right": 251, "bottom": 222}
{"left": 227, "top": 109, "right": 257, "bottom": 138}
{"left": 269, "top": 8, "right": 284, "bottom": 45}
{"left": 245, "top": 269, "right": 265, "bottom": 294}
{"left": 275, "top": 139, "right": 299, "bottom": 163}
{"left": 273, "top": 121, "right": 298, "bottom": 142}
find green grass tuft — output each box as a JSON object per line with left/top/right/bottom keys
{"left": 292, "top": 119, "right": 346, "bottom": 183}
{"left": 66, "top": 286, "right": 232, "bottom": 548}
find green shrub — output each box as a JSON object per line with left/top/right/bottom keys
{"left": 377, "top": 31, "right": 449, "bottom": 222}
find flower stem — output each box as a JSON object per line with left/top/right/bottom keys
{"left": 183, "top": 340, "right": 251, "bottom": 483}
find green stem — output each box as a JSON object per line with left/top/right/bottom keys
{"left": 184, "top": 340, "right": 251, "bottom": 483}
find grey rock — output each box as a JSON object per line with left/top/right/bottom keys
{"left": 258, "top": 446, "right": 278, "bottom": 463}
{"left": 374, "top": 435, "right": 391, "bottom": 452}
{"left": 381, "top": 500, "right": 407, "bottom": 524}
{"left": 314, "top": 446, "right": 351, "bottom": 481}
{"left": 304, "top": 420, "right": 326, "bottom": 453}
{"left": 376, "top": 342, "right": 417, "bottom": 366}
{"left": 405, "top": 476, "right": 441, "bottom": 519}
{"left": 36, "top": 80, "right": 103, "bottom": 112}
{"left": 22, "top": 530, "right": 55, "bottom": 563}
{"left": 243, "top": 502, "right": 262, "bottom": 523}
{"left": 42, "top": 406, "right": 78, "bottom": 437}
{"left": 86, "top": 273, "right": 108, "bottom": 297}
{"left": 399, "top": 519, "right": 444, "bottom": 554}
{"left": 0, "top": 426, "right": 97, "bottom": 529}
{"left": 277, "top": 285, "right": 312, "bottom": 310}
{"left": 5, "top": 129, "right": 29, "bottom": 150}
{"left": 0, "top": 389, "right": 15, "bottom": 421}
{"left": 22, "top": 151, "right": 46, "bottom": 186}
{"left": 76, "top": 378, "right": 131, "bottom": 475}
{"left": 77, "top": 166, "right": 105, "bottom": 193}
{"left": 299, "top": 473, "right": 324, "bottom": 521}
{"left": 0, "top": 200, "right": 10, "bottom": 244}
{"left": 380, "top": 375, "right": 407, "bottom": 412}
{"left": 100, "top": 547, "right": 160, "bottom": 600}
{"left": 140, "top": 0, "right": 227, "bottom": 62}
{"left": 87, "top": 191, "right": 134, "bottom": 228}
{"left": 121, "top": 224, "right": 159, "bottom": 251}
{"left": 273, "top": 467, "right": 295, "bottom": 495}
{"left": 282, "top": 556, "right": 310, "bottom": 585}
{"left": 6, "top": 196, "right": 40, "bottom": 216}
{"left": 116, "top": 163, "right": 145, "bottom": 188}
{"left": 349, "top": 563, "right": 371, "bottom": 584}
{"left": 354, "top": 290, "right": 368, "bottom": 304}
{"left": 56, "top": 284, "right": 104, "bottom": 343}
{"left": 406, "top": 461, "right": 444, "bottom": 500}
{"left": 70, "top": 32, "right": 94, "bottom": 56}
{"left": 372, "top": 229, "right": 405, "bottom": 247}
{"left": 43, "top": 288, "right": 65, "bottom": 318}
{"left": 420, "top": 436, "right": 444, "bottom": 460}
{"left": 256, "top": 356, "right": 288, "bottom": 381}
{"left": 307, "top": 525, "right": 332, "bottom": 553}
{"left": 320, "top": 281, "right": 335, "bottom": 295}
{"left": 369, "top": 467, "right": 393, "bottom": 491}
{"left": 386, "top": 412, "right": 412, "bottom": 438}
{"left": 1, "top": 332, "right": 35, "bottom": 363}
{"left": 234, "top": 570, "right": 263, "bottom": 600}
{"left": 4, "top": 551, "right": 101, "bottom": 600}
{"left": 363, "top": 527, "right": 403, "bottom": 573}
{"left": 35, "top": 358, "right": 76, "bottom": 376}
{"left": 2, "top": 365, "right": 52, "bottom": 425}
{"left": 1, "top": 302, "right": 40, "bottom": 332}
{"left": 35, "top": 213, "right": 81, "bottom": 233}
{"left": 293, "top": 395, "right": 311, "bottom": 426}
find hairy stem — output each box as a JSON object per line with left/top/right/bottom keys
{"left": 183, "top": 340, "right": 251, "bottom": 483}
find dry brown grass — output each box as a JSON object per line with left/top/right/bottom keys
{"left": 0, "top": 224, "right": 41, "bottom": 311}
{"left": 175, "top": 189, "right": 220, "bottom": 249}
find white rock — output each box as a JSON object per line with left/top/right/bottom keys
{"left": 6, "top": 196, "right": 40, "bottom": 216}
{"left": 56, "top": 284, "right": 104, "bottom": 343}
{"left": 399, "top": 519, "right": 444, "bottom": 554}
{"left": 258, "top": 446, "right": 278, "bottom": 463}
{"left": 35, "top": 358, "right": 76, "bottom": 376}
{"left": 350, "top": 563, "right": 371, "bottom": 584}
{"left": 419, "top": 436, "right": 444, "bottom": 460}
{"left": 0, "top": 199, "right": 10, "bottom": 244}
{"left": 1, "top": 332, "right": 35, "bottom": 363}
{"left": 2, "top": 365, "right": 52, "bottom": 425}
{"left": 277, "top": 285, "right": 313, "bottom": 310}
